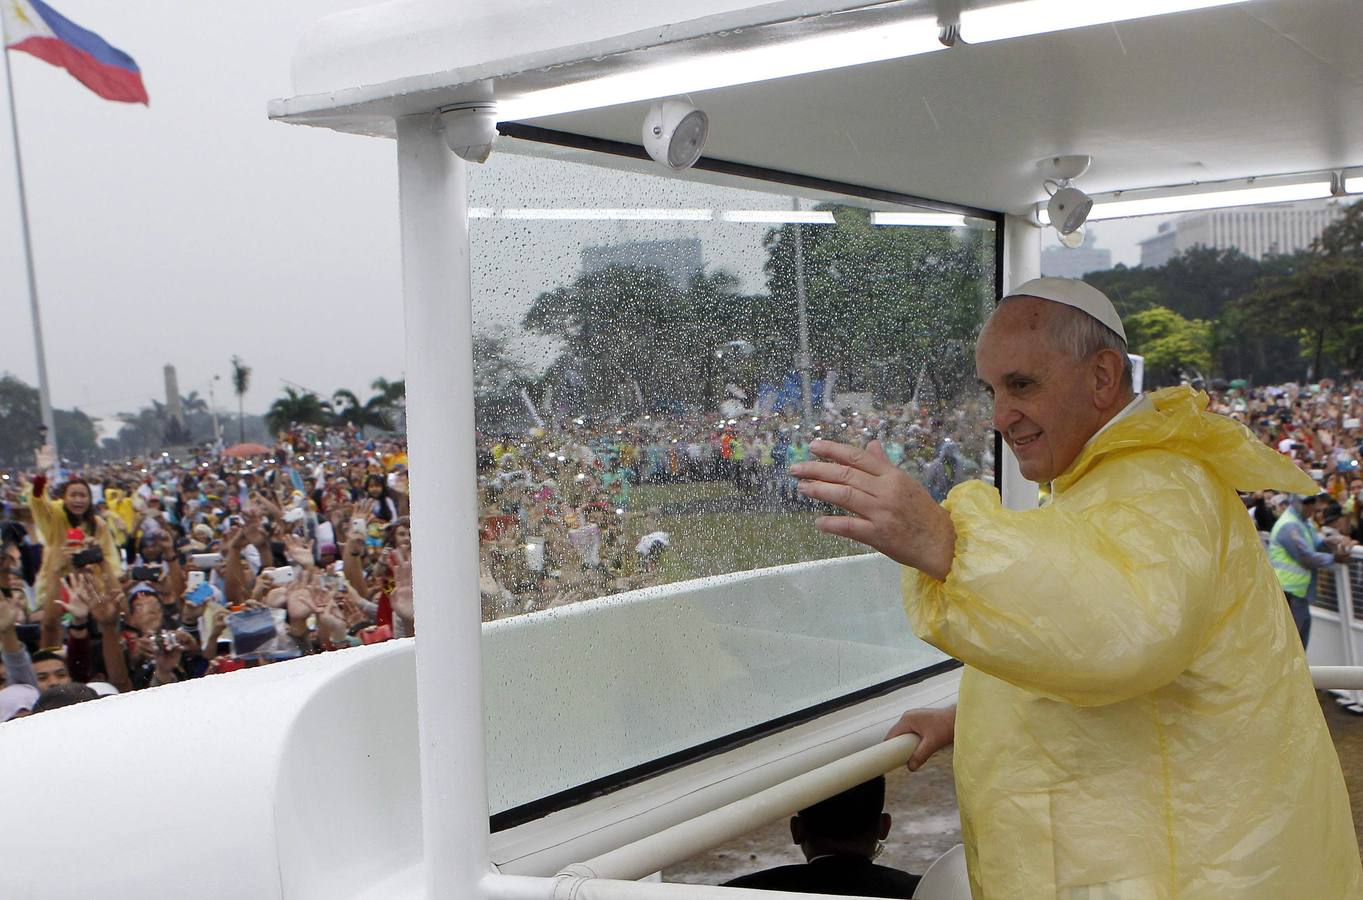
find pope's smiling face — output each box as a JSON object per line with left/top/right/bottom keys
{"left": 975, "top": 297, "right": 1115, "bottom": 484}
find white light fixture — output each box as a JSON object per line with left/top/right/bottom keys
{"left": 871, "top": 212, "right": 968, "bottom": 227}
{"left": 1039, "top": 155, "right": 1093, "bottom": 236}
{"left": 1057, "top": 226, "right": 1087, "bottom": 248}
{"left": 1047, "top": 186, "right": 1093, "bottom": 234}
{"left": 719, "top": 210, "right": 836, "bottom": 224}
{"left": 498, "top": 17, "right": 942, "bottom": 120}
{"left": 1084, "top": 180, "right": 1334, "bottom": 220}
{"left": 960, "top": 0, "right": 1252, "bottom": 44}
{"left": 1344, "top": 175, "right": 1363, "bottom": 194}
{"left": 642, "top": 98, "right": 708, "bottom": 170}
{"left": 438, "top": 102, "right": 499, "bottom": 163}
{"left": 495, "top": 208, "right": 714, "bottom": 221}
{"left": 466, "top": 208, "right": 847, "bottom": 222}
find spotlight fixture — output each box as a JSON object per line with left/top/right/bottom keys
{"left": 1057, "top": 226, "right": 1087, "bottom": 249}
{"left": 439, "top": 101, "right": 499, "bottom": 163}
{"left": 1047, "top": 186, "right": 1093, "bottom": 234}
{"left": 1039, "top": 155, "right": 1093, "bottom": 236}
{"left": 642, "top": 97, "right": 709, "bottom": 171}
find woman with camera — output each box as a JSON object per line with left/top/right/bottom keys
{"left": 25, "top": 475, "right": 122, "bottom": 603}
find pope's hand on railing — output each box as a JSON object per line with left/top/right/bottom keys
{"left": 886, "top": 706, "right": 956, "bottom": 772}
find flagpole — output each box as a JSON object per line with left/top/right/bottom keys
{"left": 2, "top": 42, "right": 59, "bottom": 464}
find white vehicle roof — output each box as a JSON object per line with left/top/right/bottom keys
{"left": 271, "top": 0, "right": 1363, "bottom": 216}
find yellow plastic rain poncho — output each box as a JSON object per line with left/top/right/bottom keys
{"left": 905, "top": 386, "right": 1362, "bottom": 899}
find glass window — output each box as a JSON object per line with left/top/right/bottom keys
{"left": 469, "top": 148, "right": 997, "bottom": 820}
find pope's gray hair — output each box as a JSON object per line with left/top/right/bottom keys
{"left": 997, "top": 296, "right": 1133, "bottom": 389}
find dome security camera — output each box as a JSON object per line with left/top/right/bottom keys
{"left": 1047, "top": 185, "right": 1093, "bottom": 235}
{"left": 439, "top": 102, "right": 499, "bottom": 164}
{"left": 642, "top": 98, "right": 709, "bottom": 171}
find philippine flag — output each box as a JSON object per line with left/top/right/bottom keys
{"left": 1, "top": 0, "right": 147, "bottom": 104}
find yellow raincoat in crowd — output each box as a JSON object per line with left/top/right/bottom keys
{"left": 905, "top": 386, "right": 1362, "bottom": 899}
{"left": 28, "top": 489, "right": 123, "bottom": 606}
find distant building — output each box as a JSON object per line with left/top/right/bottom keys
{"left": 582, "top": 238, "right": 704, "bottom": 290}
{"left": 1138, "top": 199, "right": 1344, "bottom": 267}
{"left": 1040, "top": 229, "right": 1112, "bottom": 278}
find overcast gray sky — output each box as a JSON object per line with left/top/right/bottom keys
{"left": 0, "top": 1, "right": 1168, "bottom": 436}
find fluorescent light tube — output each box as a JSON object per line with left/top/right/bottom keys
{"left": 494, "top": 208, "right": 714, "bottom": 221}
{"left": 871, "top": 212, "right": 968, "bottom": 227}
{"left": 1346, "top": 176, "right": 1363, "bottom": 194}
{"left": 719, "top": 210, "right": 836, "bottom": 224}
{"left": 1085, "top": 181, "right": 1333, "bottom": 220}
{"left": 499, "top": 17, "right": 942, "bottom": 120}
{"left": 960, "top": 0, "right": 1252, "bottom": 44}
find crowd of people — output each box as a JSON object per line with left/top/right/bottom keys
{"left": 5, "top": 376, "right": 1363, "bottom": 722}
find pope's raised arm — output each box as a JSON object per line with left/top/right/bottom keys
{"left": 790, "top": 439, "right": 956, "bottom": 581}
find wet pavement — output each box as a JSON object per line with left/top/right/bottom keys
{"left": 666, "top": 691, "right": 1363, "bottom": 885}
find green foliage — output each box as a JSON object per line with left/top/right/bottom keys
{"left": 331, "top": 388, "right": 391, "bottom": 435}
{"left": 522, "top": 206, "right": 994, "bottom": 415}
{"left": 1125, "top": 306, "right": 1212, "bottom": 386}
{"left": 265, "top": 387, "right": 332, "bottom": 435}
{"left": 760, "top": 207, "right": 992, "bottom": 401}
{"left": 1233, "top": 202, "right": 1363, "bottom": 380}
{"left": 0, "top": 376, "right": 100, "bottom": 466}
{"left": 0, "top": 375, "right": 44, "bottom": 466}
{"left": 230, "top": 356, "right": 251, "bottom": 398}
{"left": 1085, "top": 245, "right": 1301, "bottom": 381}
{"left": 53, "top": 408, "right": 99, "bottom": 464}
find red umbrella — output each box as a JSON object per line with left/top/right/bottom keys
{"left": 222, "top": 442, "right": 271, "bottom": 458}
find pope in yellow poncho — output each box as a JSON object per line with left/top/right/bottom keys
{"left": 792, "top": 277, "right": 1361, "bottom": 899}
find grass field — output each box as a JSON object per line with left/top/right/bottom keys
{"left": 625, "top": 480, "right": 869, "bottom": 583}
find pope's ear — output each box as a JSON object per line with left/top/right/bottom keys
{"left": 1092, "top": 347, "right": 1127, "bottom": 407}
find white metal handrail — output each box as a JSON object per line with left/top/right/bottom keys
{"left": 555, "top": 733, "right": 920, "bottom": 884}
{"left": 485, "top": 872, "right": 915, "bottom": 900}
{"left": 1312, "top": 666, "right": 1363, "bottom": 690}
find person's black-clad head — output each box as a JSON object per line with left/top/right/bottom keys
{"left": 790, "top": 776, "right": 892, "bottom": 860}
{"left": 32, "top": 682, "right": 98, "bottom": 714}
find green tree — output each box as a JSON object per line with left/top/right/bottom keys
{"left": 0, "top": 375, "right": 43, "bottom": 466}
{"left": 525, "top": 265, "right": 689, "bottom": 413}
{"left": 0, "top": 376, "right": 100, "bottom": 466}
{"left": 53, "top": 408, "right": 99, "bottom": 464}
{"left": 331, "top": 388, "right": 391, "bottom": 435}
{"left": 265, "top": 387, "right": 331, "bottom": 435}
{"left": 1233, "top": 203, "right": 1363, "bottom": 381}
{"left": 1125, "top": 306, "right": 1212, "bottom": 386}
{"left": 230, "top": 356, "right": 252, "bottom": 443}
{"left": 367, "top": 377, "right": 406, "bottom": 432}
{"left": 759, "top": 206, "right": 992, "bottom": 405}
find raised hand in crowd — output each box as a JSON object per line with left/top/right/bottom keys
{"left": 389, "top": 547, "right": 415, "bottom": 627}
{"left": 283, "top": 534, "right": 317, "bottom": 570}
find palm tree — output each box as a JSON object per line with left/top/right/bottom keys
{"left": 369, "top": 377, "right": 406, "bottom": 432}
{"left": 180, "top": 391, "right": 209, "bottom": 416}
{"left": 266, "top": 387, "right": 331, "bottom": 435}
{"left": 331, "top": 389, "right": 391, "bottom": 436}
{"left": 230, "top": 356, "right": 252, "bottom": 443}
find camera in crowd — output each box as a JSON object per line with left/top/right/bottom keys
{"left": 72, "top": 546, "right": 104, "bottom": 568}
{"left": 130, "top": 563, "right": 165, "bottom": 582}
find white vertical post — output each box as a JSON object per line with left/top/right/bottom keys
{"left": 999, "top": 214, "right": 1041, "bottom": 511}
{"left": 1332, "top": 561, "right": 1361, "bottom": 705}
{"left": 395, "top": 113, "right": 489, "bottom": 898}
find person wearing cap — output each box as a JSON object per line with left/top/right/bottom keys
{"left": 0, "top": 683, "right": 38, "bottom": 722}
{"left": 1269, "top": 493, "right": 1355, "bottom": 648}
{"left": 791, "top": 277, "right": 1360, "bottom": 898}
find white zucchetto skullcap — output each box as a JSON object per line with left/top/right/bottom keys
{"left": 1003, "top": 276, "right": 1126, "bottom": 344}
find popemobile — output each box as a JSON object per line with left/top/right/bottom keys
{"left": 3, "top": 0, "right": 1363, "bottom": 898}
